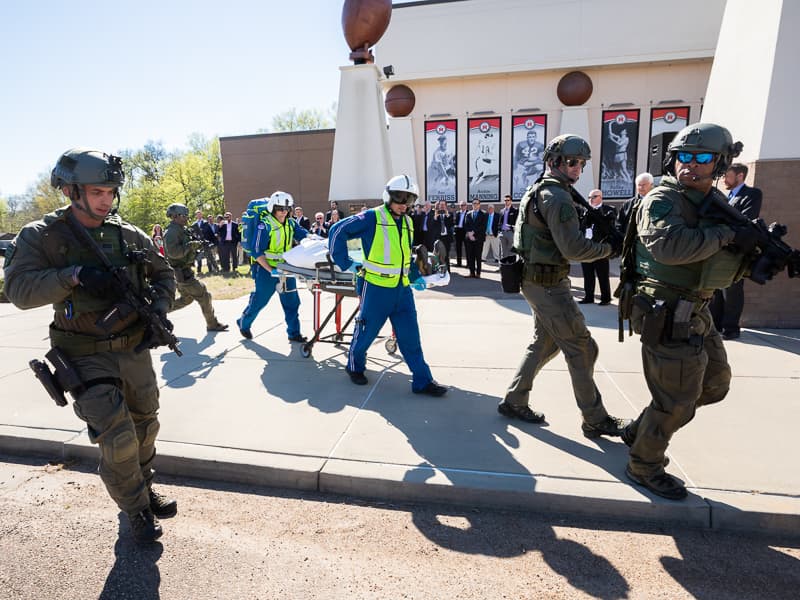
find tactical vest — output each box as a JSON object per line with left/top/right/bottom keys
{"left": 362, "top": 205, "right": 413, "bottom": 288}
{"left": 635, "top": 177, "right": 745, "bottom": 297}
{"left": 514, "top": 176, "right": 571, "bottom": 267}
{"left": 164, "top": 222, "right": 195, "bottom": 270}
{"left": 40, "top": 209, "right": 146, "bottom": 318}
{"left": 262, "top": 213, "right": 295, "bottom": 267}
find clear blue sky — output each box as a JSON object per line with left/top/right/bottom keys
{"left": 1, "top": 0, "right": 404, "bottom": 197}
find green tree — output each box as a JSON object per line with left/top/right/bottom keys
{"left": 265, "top": 104, "right": 337, "bottom": 132}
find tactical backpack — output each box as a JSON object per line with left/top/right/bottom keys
{"left": 239, "top": 198, "right": 270, "bottom": 256}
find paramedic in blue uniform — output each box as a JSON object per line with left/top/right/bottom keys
{"left": 328, "top": 175, "right": 447, "bottom": 397}
{"left": 236, "top": 191, "right": 309, "bottom": 342}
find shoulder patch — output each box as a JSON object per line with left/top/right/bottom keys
{"left": 257, "top": 222, "right": 266, "bottom": 229}
{"left": 559, "top": 203, "right": 576, "bottom": 223}
{"left": 648, "top": 198, "right": 673, "bottom": 222}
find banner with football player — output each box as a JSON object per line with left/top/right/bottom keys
{"left": 467, "top": 117, "right": 501, "bottom": 201}
{"left": 510, "top": 114, "right": 547, "bottom": 200}
{"left": 599, "top": 109, "right": 640, "bottom": 199}
{"left": 424, "top": 119, "right": 457, "bottom": 204}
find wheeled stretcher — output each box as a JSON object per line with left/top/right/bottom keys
{"left": 277, "top": 260, "right": 398, "bottom": 358}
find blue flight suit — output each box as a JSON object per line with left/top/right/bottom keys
{"left": 238, "top": 217, "right": 308, "bottom": 338}
{"left": 328, "top": 209, "right": 434, "bottom": 392}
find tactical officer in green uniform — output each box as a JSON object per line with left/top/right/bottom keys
{"left": 163, "top": 203, "right": 228, "bottom": 332}
{"left": 620, "top": 123, "right": 754, "bottom": 500}
{"left": 3, "top": 149, "right": 178, "bottom": 543}
{"left": 500, "top": 134, "right": 630, "bottom": 438}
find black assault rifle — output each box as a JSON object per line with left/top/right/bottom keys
{"left": 65, "top": 210, "right": 183, "bottom": 357}
{"left": 698, "top": 194, "right": 800, "bottom": 285}
{"left": 570, "top": 188, "right": 625, "bottom": 253}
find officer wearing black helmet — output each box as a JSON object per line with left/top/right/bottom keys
{"left": 163, "top": 202, "right": 228, "bottom": 332}
{"left": 500, "top": 135, "right": 630, "bottom": 439}
{"left": 620, "top": 123, "right": 755, "bottom": 500}
{"left": 3, "top": 148, "right": 177, "bottom": 543}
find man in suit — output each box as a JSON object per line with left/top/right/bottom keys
{"left": 325, "top": 201, "right": 345, "bottom": 223}
{"left": 481, "top": 203, "right": 502, "bottom": 263}
{"left": 498, "top": 194, "right": 519, "bottom": 259}
{"left": 464, "top": 197, "right": 487, "bottom": 278}
{"left": 710, "top": 163, "right": 763, "bottom": 339}
{"left": 616, "top": 172, "right": 653, "bottom": 234}
{"left": 433, "top": 200, "right": 454, "bottom": 271}
{"left": 192, "top": 210, "right": 219, "bottom": 274}
{"left": 415, "top": 200, "right": 436, "bottom": 251}
{"left": 294, "top": 206, "right": 311, "bottom": 231}
{"left": 453, "top": 200, "right": 468, "bottom": 267}
{"left": 217, "top": 211, "right": 241, "bottom": 273}
{"left": 578, "top": 190, "right": 616, "bottom": 305}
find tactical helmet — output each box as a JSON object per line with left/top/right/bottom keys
{"left": 51, "top": 148, "right": 125, "bottom": 189}
{"left": 267, "top": 191, "right": 294, "bottom": 212}
{"left": 543, "top": 134, "right": 591, "bottom": 163}
{"left": 166, "top": 203, "right": 189, "bottom": 218}
{"left": 382, "top": 174, "right": 419, "bottom": 206}
{"left": 666, "top": 122, "right": 743, "bottom": 177}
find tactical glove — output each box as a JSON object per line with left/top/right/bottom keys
{"left": 77, "top": 266, "right": 119, "bottom": 297}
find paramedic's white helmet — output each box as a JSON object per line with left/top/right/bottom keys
{"left": 382, "top": 174, "right": 419, "bottom": 207}
{"left": 267, "top": 190, "right": 294, "bottom": 212}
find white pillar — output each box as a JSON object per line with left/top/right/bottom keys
{"left": 329, "top": 64, "right": 393, "bottom": 203}
{"left": 387, "top": 116, "right": 417, "bottom": 182}
{"left": 559, "top": 106, "right": 594, "bottom": 198}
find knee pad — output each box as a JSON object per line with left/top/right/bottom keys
{"left": 100, "top": 421, "right": 138, "bottom": 466}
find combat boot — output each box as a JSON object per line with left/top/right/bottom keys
{"left": 582, "top": 415, "right": 631, "bottom": 439}
{"left": 625, "top": 466, "right": 687, "bottom": 500}
{"left": 129, "top": 508, "right": 163, "bottom": 544}
{"left": 207, "top": 322, "right": 229, "bottom": 332}
{"left": 149, "top": 487, "right": 178, "bottom": 518}
{"left": 498, "top": 401, "right": 545, "bottom": 423}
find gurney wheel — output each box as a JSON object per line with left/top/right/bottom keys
{"left": 301, "top": 344, "right": 312, "bottom": 358}
{"left": 334, "top": 333, "right": 344, "bottom": 342}
{"left": 385, "top": 338, "right": 398, "bottom": 355}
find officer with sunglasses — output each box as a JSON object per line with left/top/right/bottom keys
{"left": 500, "top": 134, "right": 630, "bottom": 440}
{"left": 620, "top": 122, "right": 756, "bottom": 500}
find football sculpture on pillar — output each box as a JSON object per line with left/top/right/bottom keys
{"left": 329, "top": 0, "right": 395, "bottom": 204}
{"left": 556, "top": 71, "right": 595, "bottom": 197}
{"left": 342, "top": 0, "right": 392, "bottom": 64}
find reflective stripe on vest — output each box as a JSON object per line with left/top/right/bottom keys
{"left": 263, "top": 213, "right": 294, "bottom": 266}
{"left": 363, "top": 205, "right": 412, "bottom": 287}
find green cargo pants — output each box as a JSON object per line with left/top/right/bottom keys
{"left": 628, "top": 306, "right": 731, "bottom": 477}
{"left": 504, "top": 277, "right": 609, "bottom": 424}
{"left": 68, "top": 348, "right": 160, "bottom": 515}
{"left": 172, "top": 272, "right": 218, "bottom": 328}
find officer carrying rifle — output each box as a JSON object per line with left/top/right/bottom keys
{"left": 3, "top": 148, "right": 179, "bottom": 544}
{"left": 616, "top": 123, "right": 800, "bottom": 500}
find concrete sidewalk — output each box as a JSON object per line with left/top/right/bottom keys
{"left": 1, "top": 265, "right": 798, "bottom": 536}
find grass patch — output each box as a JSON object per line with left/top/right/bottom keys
{"left": 198, "top": 265, "right": 253, "bottom": 300}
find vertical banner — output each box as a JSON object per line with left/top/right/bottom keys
{"left": 649, "top": 106, "right": 690, "bottom": 138}
{"left": 600, "top": 109, "right": 640, "bottom": 199}
{"left": 424, "top": 119, "right": 457, "bottom": 204}
{"left": 510, "top": 114, "right": 547, "bottom": 200}
{"left": 467, "top": 117, "right": 501, "bottom": 201}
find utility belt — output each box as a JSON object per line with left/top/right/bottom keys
{"left": 29, "top": 346, "right": 122, "bottom": 407}
{"left": 173, "top": 266, "right": 195, "bottom": 284}
{"left": 630, "top": 288, "right": 710, "bottom": 348}
{"left": 49, "top": 323, "right": 146, "bottom": 357}
{"left": 524, "top": 263, "right": 570, "bottom": 287}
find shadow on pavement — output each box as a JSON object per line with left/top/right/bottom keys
{"left": 98, "top": 514, "right": 162, "bottom": 600}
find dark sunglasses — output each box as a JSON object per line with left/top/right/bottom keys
{"left": 565, "top": 158, "right": 586, "bottom": 168}
{"left": 676, "top": 151, "right": 715, "bottom": 165}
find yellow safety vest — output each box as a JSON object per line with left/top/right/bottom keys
{"left": 363, "top": 205, "right": 413, "bottom": 288}
{"left": 263, "top": 213, "right": 294, "bottom": 267}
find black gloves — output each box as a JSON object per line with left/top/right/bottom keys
{"left": 77, "top": 267, "right": 119, "bottom": 297}
{"left": 732, "top": 225, "right": 759, "bottom": 254}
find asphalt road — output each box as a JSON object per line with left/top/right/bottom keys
{"left": 0, "top": 453, "right": 797, "bottom": 600}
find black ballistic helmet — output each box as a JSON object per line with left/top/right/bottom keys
{"left": 51, "top": 148, "right": 125, "bottom": 189}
